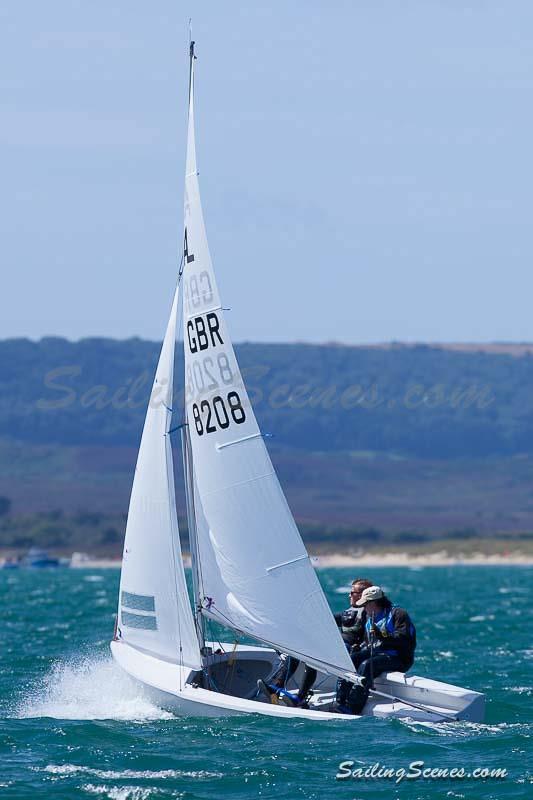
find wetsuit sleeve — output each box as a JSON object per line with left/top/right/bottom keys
{"left": 388, "top": 608, "right": 411, "bottom": 639}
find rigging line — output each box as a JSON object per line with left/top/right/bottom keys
{"left": 176, "top": 217, "right": 206, "bottom": 657}
{"left": 166, "top": 413, "right": 185, "bottom": 689}
{"left": 182, "top": 426, "right": 208, "bottom": 668}
{"left": 178, "top": 251, "right": 185, "bottom": 280}
{"left": 167, "top": 422, "right": 188, "bottom": 436}
{"left": 221, "top": 641, "right": 239, "bottom": 694}
{"left": 189, "top": 449, "right": 208, "bottom": 621}
{"left": 179, "top": 355, "right": 207, "bottom": 613}
{"left": 201, "top": 606, "right": 247, "bottom": 641}
{"left": 172, "top": 280, "right": 190, "bottom": 686}
{"left": 176, "top": 266, "right": 185, "bottom": 362}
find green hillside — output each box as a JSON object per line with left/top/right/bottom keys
{"left": 1, "top": 338, "right": 533, "bottom": 554}
{"left": 1, "top": 337, "right": 532, "bottom": 457}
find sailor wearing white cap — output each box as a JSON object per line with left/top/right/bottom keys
{"left": 333, "top": 585, "right": 417, "bottom": 715}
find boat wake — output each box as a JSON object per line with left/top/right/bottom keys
{"left": 16, "top": 655, "right": 174, "bottom": 722}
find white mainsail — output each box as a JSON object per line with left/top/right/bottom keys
{"left": 182, "top": 44, "right": 356, "bottom": 681}
{"left": 117, "top": 285, "right": 201, "bottom": 669}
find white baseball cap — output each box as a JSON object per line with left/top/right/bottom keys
{"left": 356, "top": 585, "right": 385, "bottom": 606}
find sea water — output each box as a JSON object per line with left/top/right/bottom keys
{"left": 0, "top": 566, "right": 531, "bottom": 799}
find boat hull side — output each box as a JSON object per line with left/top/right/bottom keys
{"left": 110, "top": 640, "right": 485, "bottom": 722}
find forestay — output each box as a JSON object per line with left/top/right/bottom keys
{"left": 117, "top": 286, "right": 201, "bottom": 669}
{"left": 182, "top": 46, "right": 356, "bottom": 681}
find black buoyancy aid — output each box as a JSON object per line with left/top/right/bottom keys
{"left": 339, "top": 607, "right": 365, "bottom": 647}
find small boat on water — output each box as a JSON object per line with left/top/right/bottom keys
{"left": 0, "top": 557, "right": 20, "bottom": 570}
{"left": 111, "top": 38, "right": 485, "bottom": 723}
{"left": 22, "top": 548, "right": 60, "bottom": 568}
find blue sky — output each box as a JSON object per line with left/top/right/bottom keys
{"left": 1, "top": 1, "right": 532, "bottom": 343}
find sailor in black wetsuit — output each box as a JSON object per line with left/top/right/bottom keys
{"left": 335, "top": 578, "right": 373, "bottom": 649}
{"left": 333, "top": 578, "right": 373, "bottom": 708}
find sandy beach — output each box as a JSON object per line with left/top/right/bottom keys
{"left": 314, "top": 551, "right": 533, "bottom": 567}
{"left": 60, "top": 551, "right": 533, "bottom": 568}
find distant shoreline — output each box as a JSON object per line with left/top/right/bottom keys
{"left": 3, "top": 543, "right": 533, "bottom": 570}
{"left": 314, "top": 552, "right": 533, "bottom": 567}
{"left": 52, "top": 552, "right": 533, "bottom": 568}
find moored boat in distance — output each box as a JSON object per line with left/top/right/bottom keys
{"left": 0, "top": 556, "right": 20, "bottom": 569}
{"left": 22, "top": 548, "right": 60, "bottom": 568}
{"left": 111, "top": 37, "right": 485, "bottom": 723}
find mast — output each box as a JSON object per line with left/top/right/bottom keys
{"left": 179, "top": 27, "right": 357, "bottom": 682}
{"left": 181, "top": 424, "right": 207, "bottom": 653}
{"left": 188, "top": 33, "right": 195, "bottom": 102}
{"left": 186, "top": 32, "right": 196, "bottom": 179}
{"left": 180, "top": 31, "right": 208, "bottom": 657}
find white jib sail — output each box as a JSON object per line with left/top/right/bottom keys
{"left": 117, "top": 285, "right": 201, "bottom": 669}
{"left": 182, "top": 47, "right": 356, "bottom": 682}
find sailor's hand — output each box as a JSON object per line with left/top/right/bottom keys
{"left": 349, "top": 643, "right": 360, "bottom": 655}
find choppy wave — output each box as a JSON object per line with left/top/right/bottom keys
{"left": 44, "top": 765, "right": 223, "bottom": 780}
{"left": 3, "top": 566, "right": 532, "bottom": 799}
{"left": 399, "top": 718, "right": 531, "bottom": 737}
{"left": 15, "top": 656, "right": 173, "bottom": 722}
{"left": 82, "top": 786, "right": 161, "bottom": 800}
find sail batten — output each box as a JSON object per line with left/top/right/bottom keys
{"left": 182, "top": 50, "right": 355, "bottom": 681}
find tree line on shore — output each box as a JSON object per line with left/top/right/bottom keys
{"left": 2, "top": 337, "right": 533, "bottom": 458}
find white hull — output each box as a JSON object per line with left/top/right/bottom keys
{"left": 111, "top": 640, "right": 485, "bottom": 722}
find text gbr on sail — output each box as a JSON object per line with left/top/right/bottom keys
{"left": 187, "top": 313, "right": 223, "bottom": 354}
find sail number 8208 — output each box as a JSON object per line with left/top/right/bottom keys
{"left": 192, "top": 391, "right": 246, "bottom": 435}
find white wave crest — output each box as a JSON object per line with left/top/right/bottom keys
{"left": 83, "top": 786, "right": 158, "bottom": 800}
{"left": 16, "top": 656, "right": 174, "bottom": 721}
{"left": 400, "top": 718, "right": 528, "bottom": 737}
{"left": 44, "top": 765, "right": 223, "bottom": 780}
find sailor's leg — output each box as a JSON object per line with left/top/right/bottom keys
{"left": 269, "top": 654, "right": 298, "bottom": 689}
{"left": 297, "top": 666, "right": 318, "bottom": 701}
{"left": 334, "top": 646, "right": 370, "bottom": 709}
{"left": 335, "top": 678, "right": 351, "bottom": 708}
{"left": 361, "top": 653, "right": 404, "bottom": 683}
{"left": 346, "top": 654, "right": 403, "bottom": 714}
{"left": 346, "top": 661, "right": 371, "bottom": 715}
